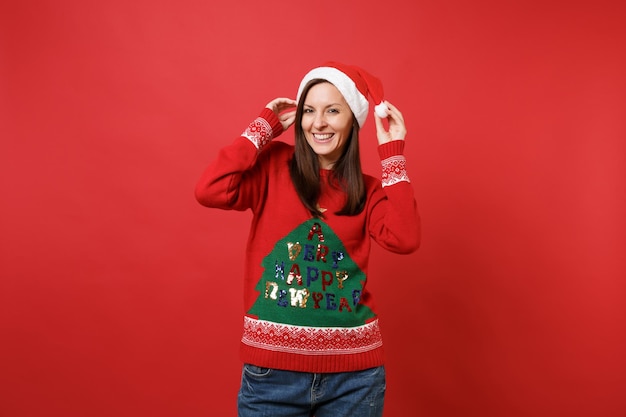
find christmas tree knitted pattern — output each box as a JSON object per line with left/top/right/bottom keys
{"left": 195, "top": 108, "right": 420, "bottom": 373}
{"left": 245, "top": 218, "right": 379, "bottom": 354}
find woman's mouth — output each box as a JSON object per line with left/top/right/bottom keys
{"left": 312, "top": 133, "right": 334, "bottom": 142}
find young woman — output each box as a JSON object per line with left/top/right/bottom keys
{"left": 195, "top": 62, "right": 420, "bottom": 417}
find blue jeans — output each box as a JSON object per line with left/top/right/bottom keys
{"left": 237, "top": 364, "right": 386, "bottom": 417}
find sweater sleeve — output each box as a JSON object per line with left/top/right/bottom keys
{"left": 367, "top": 140, "right": 421, "bottom": 254}
{"left": 194, "top": 108, "right": 284, "bottom": 212}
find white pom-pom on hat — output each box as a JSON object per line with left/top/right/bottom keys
{"left": 374, "top": 102, "right": 389, "bottom": 118}
{"left": 297, "top": 61, "right": 388, "bottom": 127}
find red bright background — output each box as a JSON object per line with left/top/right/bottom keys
{"left": 1, "top": 1, "right": 625, "bottom": 416}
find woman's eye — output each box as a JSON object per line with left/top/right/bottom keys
{"left": 328, "top": 108, "right": 338, "bottom": 113}
{"left": 303, "top": 108, "right": 313, "bottom": 113}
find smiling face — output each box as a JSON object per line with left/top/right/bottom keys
{"left": 301, "top": 82, "right": 354, "bottom": 169}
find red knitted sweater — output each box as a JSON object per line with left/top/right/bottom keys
{"left": 195, "top": 108, "right": 420, "bottom": 373}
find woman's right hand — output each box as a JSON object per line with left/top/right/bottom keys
{"left": 266, "top": 98, "right": 297, "bottom": 131}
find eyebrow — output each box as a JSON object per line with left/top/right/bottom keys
{"left": 303, "top": 103, "right": 344, "bottom": 108}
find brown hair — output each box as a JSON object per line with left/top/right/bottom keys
{"left": 289, "top": 79, "right": 366, "bottom": 217}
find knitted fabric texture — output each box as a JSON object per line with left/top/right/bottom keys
{"left": 195, "top": 109, "right": 419, "bottom": 373}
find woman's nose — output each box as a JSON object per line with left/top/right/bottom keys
{"left": 313, "top": 113, "right": 327, "bottom": 128}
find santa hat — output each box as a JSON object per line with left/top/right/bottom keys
{"left": 296, "top": 61, "right": 389, "bottom": 127}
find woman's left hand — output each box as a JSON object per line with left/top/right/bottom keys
{"left": 374, "top": 101, "right": 407, "bottom": 145}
